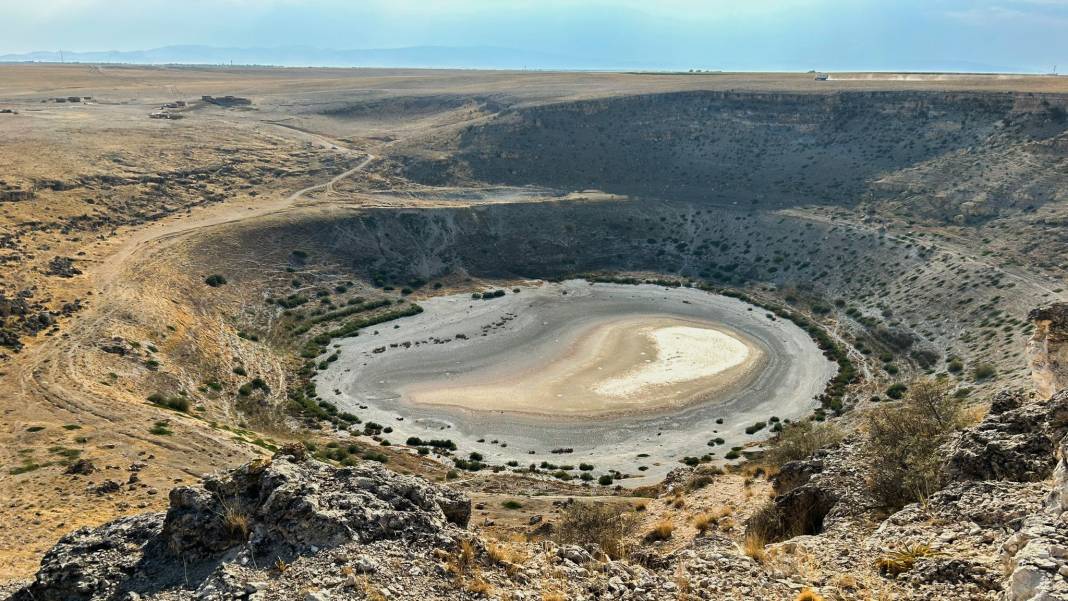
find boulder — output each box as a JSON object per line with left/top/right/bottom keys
{"left": 64, "top": 459, "right": 96, "bottom": 476}
{"left": 45, "top": 256, "right": 82, "bottom": 278}
{"left": 162, "top": 449, "right": 469, "bottom": 559}
{"left": 10, "top": 513, "right": 165, "bottom": 601}
{"left": 772, "top": 456, "right": 824, "bottom": 494}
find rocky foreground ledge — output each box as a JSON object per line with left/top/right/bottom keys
{"left": 10, "top": 444, "right": 471, "bottom": 601}
{"left": 11, "top": 398, "right": 1068, "bottom": 601}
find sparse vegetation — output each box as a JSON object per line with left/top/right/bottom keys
{"left": 972, "top": 363, "right": 996, "bottom": 381}
{"left": 645, "top": 519, "right": 674, "bottom": 541}
{"left": 149, "top": 420, "right": 173, "bottom": 436}
{"left": 863, "top": 378, "right": 965, "bottom": 508}
{"left": 6, "top": 68, "right": 1064, "bottom": 600}
{"left": 765, "top": 421, "right": 843, "bottom": 467}
{"left": 875, "top": 543, "right": 942, "bottom": 576}
{"left": 554, "top": 502, "right": 635, "bottom": 559}
{"left": 222, "top": 505, "right": 250, "bottom": 542}
{"left": 147, "top": 392, "right": 191, "bottom": 413}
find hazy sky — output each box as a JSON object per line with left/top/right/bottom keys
{"left": 3, "top": 0, "right": 1068, "bottom": 71}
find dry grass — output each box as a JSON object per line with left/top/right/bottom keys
{"left": 645, "top": 519, "right": 674, "bottom": 542}
{"left": 442, "top": 538, "right": 493, "bottom": 596}
{"left": 554, "top": 502, "right": 635, "bottom": 560}
{"left": 692, "top": 513, "right": 715, "bottom": 534}
{"left": 795, "top": 589, "right": 825, "bottom": 601}
{"left": 692, "top": 505, "right": 732, "bottom": 534}
{"left": 765, "top": 421, "right": 844, "bottom": 468}
{"left": 446, "top": 538, "right": 478, "bottom": 577}
{"left": 356, "top": 576, "right": 387, "bottom": 601}
{"left": 486, "top": 541, "right": 528, "bottom": 567}
{"left": 960, "top": 403, "right": 989, "bottom": 427}
{"left": 221, "top": 505, "right": 250, "bottom": 542}
{"left": 875, "top": 543, "right": 942, "bottom": 576}
{"left": 465, "top": 576, "right": 493, "bottom": 596}
{"left": 743, "top": 530, "right": 768, "bottom": 563}
{"left": 832, "top": 574, "right": 858, "bottom": 591}
{"left": 542, "top": 592, "right": 567, "bottom": 601}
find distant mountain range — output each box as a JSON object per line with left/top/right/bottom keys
{"left": 0, "top": 45, "right": 646, "bottom": 70}
{"left": 0, "top": 45, "right": 1042, "bottom": 74}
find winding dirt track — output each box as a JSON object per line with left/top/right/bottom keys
{"left": 10, "top": 130, "right": 376, "bottom": 409}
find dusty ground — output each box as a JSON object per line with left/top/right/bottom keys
{"left": 1, "top": 64, "right": 1066, "bottom": 583}
{"left": 400, "top": 314, "right": 761, "bottom": 415}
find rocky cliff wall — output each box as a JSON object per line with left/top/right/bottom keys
{"left": 397, "top": 90, "right": 1068, "bottom": 223}
{"left": 1029, "top": 303, "right": 1068, "bottom": 399}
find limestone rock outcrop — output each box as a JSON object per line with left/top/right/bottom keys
{"left": 1028, "top": 303, "right": 1068, "bottom": 400}
{"left": 11, "top": 445, "right": 470, "bottom": 601}
{"left": 1001, "top": 436, "right": 1068, "bottom": 600}
{"left": 943, "top": 389, "right": 1068, "bottom": 483}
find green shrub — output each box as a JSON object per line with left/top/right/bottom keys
{"left": 149, "top": 421, "right": 173, "bottom": 436}
{"left": 972, "top": 363, "right": 996, "bottom": 381}
{"left": 765, "top": 421, "right": 843, "bottom": 468}
{"left": 147, "top": 393, "right": 190, "bottom": 413}
{"left": 863, "top": 379, "right": 964, "bottom": 508}
{"left": 553, "top": 502, "right": 635, "bottom": 559}
{"left": 204, "top": 274, "right": 227, "bottom": 287}
{"left": 885, "top": 383, "right": 908, "bottom": 400}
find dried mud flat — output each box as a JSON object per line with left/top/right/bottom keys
{"left": 318, "top": 280, "right": 835, "bottom": 484}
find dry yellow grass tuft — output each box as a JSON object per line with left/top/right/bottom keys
{"left": 222, "top": 505, "right": 250, "bottom": 541}
{"left": 486, "top": 541, "right": 528, "bottom": 567}
{"left": 692, "top": 505, "right": 732, "bottom": 534}
{"left": 832, "top": 573, "right": 858, "bottom": 591}
{"left": 794, "top": 589, "right": 825, "bottom": 601}
{"left": 646, "top": 519, "right": 674, "bottom": 541}
{"left": 465, "top": 576, "right": 493, "bottom": 596}
{"left": 554, "top": 502, "right": 635, "bottom": 560}
{"left": 743, "top": 530, "right": 767, "bottom": 563}
{"left": 356, "top": 576, "right": 387, "bottom": 601}
{"left": 875, "top": 543, "right": 942, "bottom": 576}
{"left": 692, "top": 513, "right": 715, "bottom": 534}
{"left": 542, "top": 592, "right": 567, "bottom": 601}
{"left": 446, "top": 538, "right": 478, "bottom": 577}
